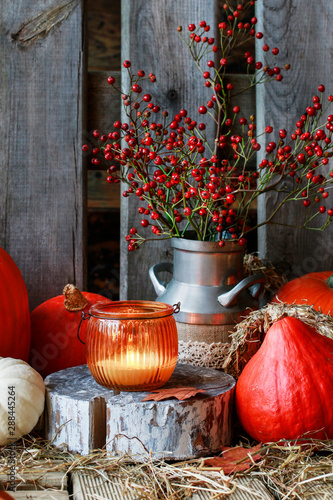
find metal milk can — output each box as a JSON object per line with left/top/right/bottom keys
{"left": 149, "top": 237, "right": 265, "bottom": 328}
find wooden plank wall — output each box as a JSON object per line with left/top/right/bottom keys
{"left": 2, "top": 0, "right": 332, "bottom": 309}
{"left": 0, "top": 0, "right": 86, "bottom": 310}
{"left": 256, "top": 1, "right": 333, "bottom": 276}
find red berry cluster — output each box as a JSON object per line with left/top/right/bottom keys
{"left": 83, "top": 0, "right": 333, "bottom": 251}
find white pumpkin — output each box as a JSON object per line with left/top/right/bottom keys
{"left": 0, "top": 357, "right": 45, "bottom": 445}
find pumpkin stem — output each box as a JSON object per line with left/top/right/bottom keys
{"left": 327, "top": 274, "right": 333, "bottom": 288}
{"left": 63, "top": 284, "right": 88, "bottom": 312}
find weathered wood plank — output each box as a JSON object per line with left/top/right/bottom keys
{"left": 191, "top": 476, "right": 275, "bottom": 499}
{"left": 256, "top": 0, "right": 333, "bottom": 276}
{"left": 86, "top": 73, "right": 254, "bottom": 211}
{"left": 86, "top": 72, "right": 121, "bottom": 210}
{"left": 88, "top": 170, "right": 120, "bottom": 209}
{"left": 7, "top": 492, "right": 69, "bottom": 499}
{"left": 87, "top": 71, "right": 121, "bottom": 140}
{"left": 120, "top": 0, "right": 218, "bottom": 300}
{"left": 72, "top": 471, "right": 274, "bottom": 500}
{"left": 299, "top": 482, "right": 333, "bottom": 499}
{"left": 72, "top": 472, "right": 147, "bottom": 500}
{"left": 87, "top": 0, "right": 121, "bottom": 71}
{"left": 0, "top": 471, "right": 67, "bottom": 491}
{"left": 0, "top": 0, "right": 86, "bottom": 310}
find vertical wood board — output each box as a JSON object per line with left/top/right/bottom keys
{"left": 120, "top": 0, "right": 218, "bottom": 300}
{"left": 85, "top": 73, "right": 254, "bottom": 210}
{"left": 87, "top": 71, "right": 121, "bottom": 138}
{"left": 0, "top": 0, "right": 86, "bottom": 310}
{"left": 256, "top": 0, "right": 333, "bottom": 276}
{"left": 86, "top": 71, "right": 121, "bottom": 210}
{"left": 87, "top": 0, "right": 121, "bottom": 71}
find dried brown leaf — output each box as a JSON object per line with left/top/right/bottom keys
{"left": 142, "top": 386, "right": 207, "bottom": 402}
{"left": 201, "top": 444, "right": 262, "bottom": 474}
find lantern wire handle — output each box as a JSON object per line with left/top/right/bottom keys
{"left": 173, "top": 302, "right": 181, "bottom": 314}
{"left": 77, "top": 311, "right": 90, "bottom": 344}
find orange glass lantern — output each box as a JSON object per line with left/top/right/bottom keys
{"left": 77, "top": 301, "right": 179, "bottom": 391}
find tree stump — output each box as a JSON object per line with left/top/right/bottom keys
{"left": 45, "top": 363, "right": 236, "bottom": 459}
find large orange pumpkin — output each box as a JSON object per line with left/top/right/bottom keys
{"left": 235, "top": 316, "right": 333, "bottom": 443}
{"left": 273, "top": 271, "right": 333, "bottom": 315}
{"left": 29, "top": 284, "right": 111, "bottom": 378}
{"left": 0, "top": 247, "right": 30, "bottom": 360}
{"left": 0, "top": 492, "right": 15, "bottom": 500}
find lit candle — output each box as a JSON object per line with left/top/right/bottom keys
{"left": 84, "top": 300, "right": 178, "bottom": 391}
{"left": 96, "top": 351, "right": 175, "bottom": 389}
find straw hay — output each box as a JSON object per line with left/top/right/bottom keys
{"left": 223, "top": 302, "right": 333, "bottom": 379}
{"left": 243, "top": 253, "right": 288, "bottom": 296}
{"left": 1, "top": 434, "right": 333, "bottom": 499}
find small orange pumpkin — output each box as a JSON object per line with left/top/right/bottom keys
{"left": 0, "top": 492, "right": 15, "bottom": 500}
{"left": 273, "top": 271, "right": 333, "bottom": 315}
{"left": 29, "top": 284, "right": 111, "bottom": 378}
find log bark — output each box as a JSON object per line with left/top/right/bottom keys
{"left": 44, "top": 365, "right": 112, "bottom": 455}
{"left": 44, "top": 363, "right": 236, "bottom": 459}
{"left": 106, "top": 363, "right": 236, "bottom": 461}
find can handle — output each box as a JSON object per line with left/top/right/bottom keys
{"left": 77, "top": 311, "right": 90, "bottom": 345}
{"left": 217, "top": 273, "right": 266, "bottom": 308}
{"left": 149, "top": 262, "right": 173, "bottom": 296}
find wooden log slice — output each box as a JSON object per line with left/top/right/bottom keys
{"left": 106, "top": 363, "right": 236, "bottom": 461}
{"left": 45, "top": 363, "right": 235, "bottom": 459}
{"left": 44, "top": 365, "right": 113, "bottom": 455}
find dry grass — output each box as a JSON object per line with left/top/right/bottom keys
{"left": 223, "top": 302, "right": 333, "bottom": 379}
{"left": 1, "top": 435, "right": 333, "bottom": 498}
{"left": 243, "top": 253, "right": 288, "bottom": 296}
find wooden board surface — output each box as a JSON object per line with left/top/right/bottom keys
{"left": 256, "top": 0, "right": 333, "bottom": 276}
{"left": 6, "top": 493, "right": 69, "bottom": 499}
{"left": 191, "top": 476, "right": 275, "bottom": 499}
{"left": 45, "top": 363, "right": 235, "bottom": 459}
{"left": 88, "top": 170, "right": 120, "bottom": 210}
{"left": 0, "top": 0, "right": 86, "bottom": 310}
{"left": 86, "top": 72, "right": 254, "bottom": 210}
{"left": 0, "top": 471, "right": 67, "bottom": 491}
{"left": 72, "top": 471, "right": 274, "bottom": 500}
{"left": 86, "top": 71, "right": 121, "bottom": 211}
{"left": 0, "top": 468, "right": 330, "bottom": 499}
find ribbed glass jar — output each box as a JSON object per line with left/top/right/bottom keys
{"left": 84, "top": 301, "right": 178, "bottom": 391}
